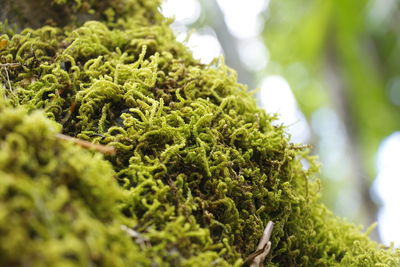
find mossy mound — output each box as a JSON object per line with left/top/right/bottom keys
{"left": 0, "top": 0, "right": 399, "bottom": 266}
{"left": 0, "top": 0, "right": 162, "bottom": 29}
{"left": 0, "top": 103, "right": 150, "bottom": 266}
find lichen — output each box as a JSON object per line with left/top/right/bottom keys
{"left": 0, "top": 0, "right": 399, "bottom": 266}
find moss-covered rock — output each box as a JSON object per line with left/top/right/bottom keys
{"left": 0, "top": 0, "right": 399, "bottom": 266}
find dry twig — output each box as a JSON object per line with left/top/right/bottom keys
{"left": 55, "top": 133, "right": 116, "bottom": 155}
{"left": 1, "top": 63, "right": 20, "bottom": 92}
{"left": 120, "top": 225, "right": 149, "bottom": 249}
{"left": 245, "top": 221, "right": 274, "bottom": 267}
{"left": 0, "top": 63, "right": 21, "bottom": 68}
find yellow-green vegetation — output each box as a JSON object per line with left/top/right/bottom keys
{"left": 0, "top": 103, "right": 150, "bottom": 266}
{"left": 0, "top": 0, "right": 399, "bottom": 266}
{"left": 0, "top": 0, "right": 162, "bottom": 29}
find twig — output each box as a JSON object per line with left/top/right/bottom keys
{"left": 245, "top": 221, "right": 274, "bottom": 267}
{"left": 55, "top": 133, "right": 116, "bottom": 155}
{"left": 1, "top": 63, "right": 20, "bottom": 95}
{"left": 120, "top": 225, "right": 143, "bottom": 239}
{"left": 0, "top": 63, "right": 21, "bottom": 68}
{"left": 290, "top": 144, "right": 312, "bottom": 150}
{"left": 120, "top": 225, "right": 149, "bottom": 249}
{"left": 3, "top": 66, "right": 12, "bottom": 92}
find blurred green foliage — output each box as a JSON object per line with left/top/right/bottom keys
{"left": 262, "top": 0, "right": 400, "bottom": 230}
{"left": 264, "top": 0, "right": 400, "bottom": 177}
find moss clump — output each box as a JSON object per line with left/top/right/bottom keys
{"left": 0, "top": 103, "right": 150, "bottom": 266}
{"left": 0, "top": 0, "right": 163, "bottom": 29}
{"left": 1, "top": 0, "right": 399, "bottom": 266}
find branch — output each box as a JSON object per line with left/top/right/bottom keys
{"left": 55, "top": 133, "right": 116, "bottom": 155}
{"left": 1, "top": 63, "right": 20, "bottom": 93}
{"left": 245, "top": 221, "right": 274, "bottom": 267}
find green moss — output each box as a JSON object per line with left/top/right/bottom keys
{"left": 0, "top": 0, "right": 163, "bottom": 29}
{"left": 0, "top": 103, "right": 149, "bottom": 266}
{"left": 0, "top": 1, "right": 399, "bottom": 266}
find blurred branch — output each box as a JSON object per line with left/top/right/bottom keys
{"left": 201, "top": 0, "right": 255, "bottom": 88}
{"left": 324, "top": 39, "right": 379, "bottom": 240}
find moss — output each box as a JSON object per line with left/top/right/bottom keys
{"left": 0, "top": 103, "right": 149, "bottom": 266}
{"left": 0, "top": 0, "right": 163, "bottom": 29}
{"left": 0, "top": 0, "right": 399, "bottom": 266}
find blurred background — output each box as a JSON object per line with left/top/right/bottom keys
{"left": 160, "top": 0, "right": 400, "bottom": 247}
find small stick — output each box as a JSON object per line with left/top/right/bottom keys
{"left": 3, "top": 66, "right": 13, "bottom": 92}
{"left": 120, "top": 225, "right": 143, "bottom": 239}
{"left": 55, "top": 133, "right": 116, "bottom": 155}
{"left": 1, "top": 63, "right": 20, "bottom": 94}
{"left": 291, "top": 144, "right": 312, "bottom": 150}
{"left": 245, "top": 221, "right": 274, "bottom": 267}
{"left": 0, "top": 63, "right": 21, "bottom": 68}
{"left": 120, "top": 225, "right": 149, "bottom": 249}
